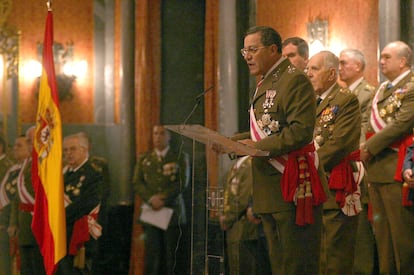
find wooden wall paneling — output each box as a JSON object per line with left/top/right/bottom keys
{"left": 256, "top": 0, "right": 379, "bottom": 86}
{"left": 8, "top": 0, "right": 95, "bottom": 123}
{"left": 204, "top": 0, "right": 219, "bottom": 194}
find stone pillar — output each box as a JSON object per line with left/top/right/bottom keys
{"left": 218, "top": 0, "right": 238, "bottom": 182}
{"left": 379, "top": 0, "right": 400, "bottom": 81}
{"left": 114, "top": 0, "right": 135, "bottom": 204}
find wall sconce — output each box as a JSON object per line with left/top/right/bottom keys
{"left": 22, "top": 40, "right": 88, "bottom": 101}
{"left": 307, "top": 18, "right": 329, "bottom": 57}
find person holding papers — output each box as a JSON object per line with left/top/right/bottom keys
{"left": 133, "top": 125, "right": 189, "bottom": 275}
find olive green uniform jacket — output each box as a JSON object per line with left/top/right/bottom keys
{"left": 315, "top": 84, "right": 361, "bottom": 209}
{"left": 363, "top": 72, "right": 414, "bottom": 183}
{"left": 0, "top": 155, "right": 14, "bottom": 275}
{"left": 222, "top": 156, "right": 257, "bottom": 243}
{"left": 133, "top": 148, "right": 189, "bottom": 226}
{"left": 362, "top": 71, "right": 414, "bottom": 274}
{"left": 233, "top": 58, "right": 323, "bottom": 214}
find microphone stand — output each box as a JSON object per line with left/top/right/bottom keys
{"left": 182, "top": 86, "right": 214, "bottom": 125}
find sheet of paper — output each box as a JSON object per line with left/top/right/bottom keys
{"left": 139, "top": 203, "right": 174, "bottom": 230}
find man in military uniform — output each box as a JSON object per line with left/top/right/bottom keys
{"left": 133, "top": 125, "right": 189, "bottom": 275}
{"left": 219, "top": 156, "right": 270, "bottom": 275}
{"left": 57, "top": 133, "right": 103, "bottom": 274}
{"left": 78, "top": 132, "right": 111, "bottom": 274}
{"left": 282, "top": 36, "right": 309, "bottom": 71}
{"left": 339, "top": 48, "right": 378, "bottom": 274}
{"left": 307, "top": 51, "right": 362, "bottom": 274}
{"left": 0, "top": 136, "right": 13, "bottom": 274}
{"left": 232, "top": 26, "right": 327, "bottom": 274}
{"left": 339, "top": 49, "right": 375, "bottom": 143}
{"left": 1, "top": 135, "right": 46, "bottom": 274}
{"left": 361, "top": 41, "right": 414, "bottom": 274}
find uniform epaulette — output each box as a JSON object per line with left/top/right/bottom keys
{"left": 90, "top": 162, "right": 103, "bottom": 173}
{"left": 90, "top": 155, "right": 108, "bottom": 165}
{"left": 287, "top": 65, "right": 296, "bottom": 74}
{"left": 365, "top": 84, "right": 375, "bottom": 92}
{"left": 339, "top": 87, "right": 352, "bottom": 94}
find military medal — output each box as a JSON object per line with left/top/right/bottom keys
{"left": 314, "top": 126, "right": 324, "bottom": 145}
{"left": 263, "top": 90, "right": 277, "bottom": 109}
{"left": 257, "top": 113, "right": 280, "bottom": 135}
{"left": 379, "top": 108, "right": 387, "bottom": 118}
{"left": 66, "top": 175, "right": 85, "bottom": 196}
{"left": 320, "top": 105, "right": 339, "bottom": 124}
{"left": 380, "top": 87, "right": 407, "bottom": 121}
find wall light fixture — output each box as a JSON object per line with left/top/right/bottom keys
{"left": 307, "top": 18, "right": 329, "bottom": 57}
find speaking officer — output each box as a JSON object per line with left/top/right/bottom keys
{"left": 232, "top": 26, "right": 327, "bottom": 274}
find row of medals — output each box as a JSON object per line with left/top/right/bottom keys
{"left": 379, "top": 91, "right": 404, "bottom": 122}
{"left": 65, "top": 175, "right": 85, "bottom": 196}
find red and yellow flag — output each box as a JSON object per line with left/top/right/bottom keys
{"left": 31, "top": 7, "right": 67, "bottom": 275}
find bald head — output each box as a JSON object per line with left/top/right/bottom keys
{"left": 306, "top": 51, "right": 339, "bottom": 95}
{"left": 380, "top": 41, "right": 412, "bottom": 81}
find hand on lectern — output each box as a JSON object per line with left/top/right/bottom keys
{"left": 210, "top": 143, "right": 226, "bottom": 154}
{"left": 238, "top": 139, "right": 255, "bottom": 147}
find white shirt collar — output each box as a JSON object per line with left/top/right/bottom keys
{"left": 390, "top": 70, "right": 410, "bottom": 86}
{"left": 70, "top": 157, "right": 89, "bottom": 172}
{"left": 155, "top": 146, "right": 169, "bottom": 159}
{"left": 318, "top": 83, "right": 336, "bottom": 101}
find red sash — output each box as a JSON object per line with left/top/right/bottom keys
{"left": 68, "top": 205, "right": 101, "bottom": 255}
{"left": 366, "top": 132, "right": 413, "bottom": 182}
{"left": 329, "top": 150, "right": 360, "bottom": 208}
{"left": 19, "top": 203, "right": 34, "bottom": 212}
{"left": 281, "top": 143, "right": 327, "bottom": 225}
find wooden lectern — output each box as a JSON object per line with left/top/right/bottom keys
{"left": 165, "top": 124, "right": 269, "bottom": 157}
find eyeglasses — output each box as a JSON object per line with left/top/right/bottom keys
{"left": 240, "top": 46, "right": 268, "bottom": 57}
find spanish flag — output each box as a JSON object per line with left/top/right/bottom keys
{"left": 31, "top": 7, "right": 67, "bottom": 275}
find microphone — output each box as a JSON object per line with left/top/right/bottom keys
{"left": 182, "top": 86, "right": 214, "bottom": 124}
{"left": 194, "top": 85, "right": 214, "bottom": 102}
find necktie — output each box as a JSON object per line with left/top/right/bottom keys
{"left": 316, "top": 97, "right": 323, "bottom": 106}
